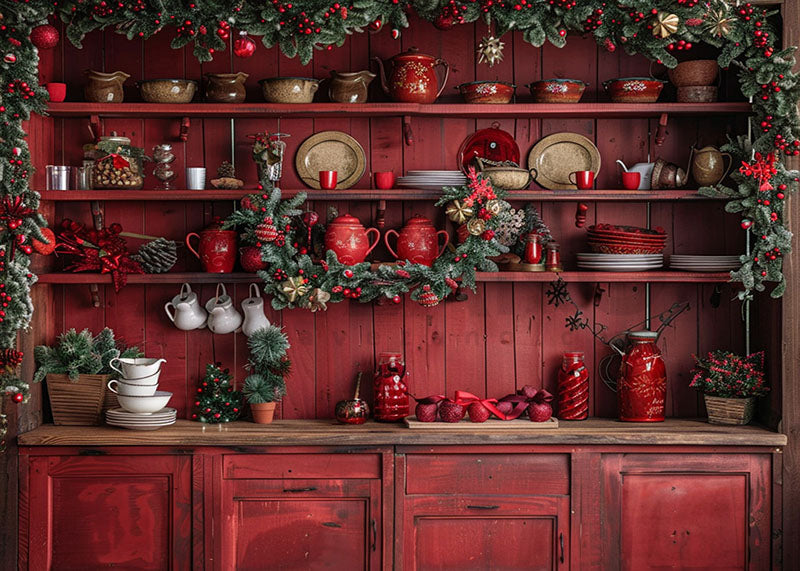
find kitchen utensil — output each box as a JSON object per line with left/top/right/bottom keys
{"left": 241, "top": 283, "right": 271, "bottom": 338}
{"left": 116, "top": 391, "right": 173, "bottom": 414}
{"left": 328, "top": 70, "right": 375, "bottom": 103}
{"left": 456, "top": 81, "right": 515, "bottom": 104}
{"left": 107, "top": 379, "right": 158, "bottom": 397}
{"left": 603, "top": 77, "right": 664, "bottom": 103}
{"left": 384, "top": 215, "right": 449, "bottom": 267}
{"left": 569, "top": 170, "right": 595, "bottom": 190}
{"left": 621, "top": 171, "right": 641, "bottom": 190}
{"left": 372, "top": 47, "right": 449, "bottom": 104}
{"left": 186, "top": 223, "right": 237, "bottom": 273}
{"left": 527, "top": 78, "right": 587, "bottom": 103}
{"left": 164, "top": 283, "right": 207, "bottom": 330}
{"left": 319, "top": 170, "right": 338, "bottom": 189}
{"left": 527, "top": 132, "right": 601, "bottom": 190}
{"left": 109, "top": 357, "right": 166, "bottom": 379}
{"left": 295, "top": 131, "right": 366, "bottom": 190}
{"left": 186, "top": 167, "right": 206, "bottom": 190}
{"left": 204, "top": 72, "right": 248, "bottom": 103}
{"left": 205, "top": 283, "right": 243, "bottom": 334}
{"left": 324, "top": 213, "right": 380, "bottom": 265}
{"left": 374, "top": 171, "right": 396, "bottom": 189}
{"left": 84, "top": 70, "right": 129, "bottom": 103}
{"left": 688, "top": 145, "right": 732, "bottom": 186}
{"left": 259, "top": 77, "right": 319, "bottom": 103}
{"left": 46, "top": 165, "right": 71, "bottom": 190}
{"left": 458, "top": 124, "right": 520, "bottom": 173}
{"left": 616, "top": 160, "right": 654, "bottom": 190}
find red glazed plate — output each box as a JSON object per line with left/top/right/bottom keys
{"left": 458, "top": 124, "right": 520, "bottom": 173}
{"left": 587, "top": 234, "right": 666, "bottom": 244}
{"left": 589, "top": 224, "right": 666, "bottom": 237}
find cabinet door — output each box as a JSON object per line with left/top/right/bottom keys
{"left": 402, "top": 496, "right": 570, "bottom": 570}
{"left": 220, "top": 478, "right": 382, "bottom": 571}
{"left": 21, "top": 454, "right": 192, "bottom": 570}
{"left": 601, "top": 453, "right": 772, "bottom": 570}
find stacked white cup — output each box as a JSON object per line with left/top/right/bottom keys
{"left": 107, "top": 357, "right": 173, "bottom": 415}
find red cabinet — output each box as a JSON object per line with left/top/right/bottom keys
{"left": 19, "top": 454, "right": 192, "bottom": 570}
{"left": 601, "top": 453, "right": 773, "bottom": 570}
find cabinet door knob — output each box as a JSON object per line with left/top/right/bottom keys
{"left": 371, "top": 519, "right": 377, "bottom": 552}
{"left": 282, "top": 486, "right": 317, "bottom": 493}
{"left": 560, "top": 532, "right": 565, "bottom": 564}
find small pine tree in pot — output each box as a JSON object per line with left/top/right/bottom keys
{"left": 242, "top": 326, "right": 290, "bottom": 424}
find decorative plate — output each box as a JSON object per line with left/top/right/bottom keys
{"left": 457, "top": 123, "right": 520, "bottom": 174}
{"left": 527, "top": 132, "right": 601, "bottom": 190}
{"left": 295, "top": 131, "right": 366, "bottom": 190}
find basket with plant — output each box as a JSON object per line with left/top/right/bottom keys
{"left": 690, "top": 350, "right": 768, "bottom": 425}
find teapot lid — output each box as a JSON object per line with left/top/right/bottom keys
{"left": 405, "top": 214, "right": 433, "bottom": 226}
{"left": 330, "top": 213, "right": 362, "bottom": 225}
{"left": 395, "top": 46, "right": 436, "bottom": 61}
{"left": 628, "top": 330, "right": 659, "bottom": 341}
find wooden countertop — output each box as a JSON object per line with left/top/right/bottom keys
{"left": 17, "top": 419, "right": 787, "bottom": 447}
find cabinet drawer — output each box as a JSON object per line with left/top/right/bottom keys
{"left": 223, "top": 453, "right": 381, "bottom": 479}
{"left": 405, "top": 453, "right": 569, "bottom": 495}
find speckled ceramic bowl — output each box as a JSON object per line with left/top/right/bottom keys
{"left": 480, "top": 166, "right": 535, "bottom": 189}
{"left": 603, "top": 78, "right": 664, "bottom": 103}
{"left": 139, "top": 79, "right": 197, "bottom": 103}
{"left": 259, "top": 77, "right": 319, "bottom": 103}
{"left": 456, "top": 81, "right": 516, "bottom": 104}
{"left": 528, "top": 79, "right": 586, "bottom": 103}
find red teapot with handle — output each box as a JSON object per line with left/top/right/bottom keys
{"left": 384, "top": 215, "right": 449, "bottom": 267}
{"left": 186, "top": 220, "right": 237, "bottom": 273}
{"left": 324, "top": 214, "right": 380, "bottom": 265}
{"left": 372, "top": 47, "right": 450, "bottom": 104}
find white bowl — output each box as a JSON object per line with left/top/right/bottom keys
{"left": 120, "top": 370, "right": 161, "bottom": 385}
{"left": 108, "top": 379, "right": 158, "bottom": 397}
{"left": 117, "top": 391, "right": 172, "bottom": 414}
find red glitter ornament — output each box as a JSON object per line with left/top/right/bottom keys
{"left": 233, "top": 31, "right": 256, "bottom": 58}
{"left": 30, "top": 24, "right": 60, "bottom": 50}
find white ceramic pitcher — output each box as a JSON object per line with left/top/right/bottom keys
{"left": 205, "top": 283, "right": 242, "bottom": 334}
{"left": 241, "top": 283, "right": 271, "bottom": 337}
{"left": 164, "top": 283, "right": 207, "bottom": 330}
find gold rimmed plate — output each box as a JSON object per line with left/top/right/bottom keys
{"left": 527, "top": 132, "right": 601, "bottom": 190}
{"left": 295, "top": 131, "right": 366, "bottom": 190}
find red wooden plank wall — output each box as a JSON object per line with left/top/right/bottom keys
{"left": 34, "top": 16, "right": 746, "bottom": 420}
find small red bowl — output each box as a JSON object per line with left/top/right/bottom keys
{"left": 44, "top": 82, "right": 67, "bottom": 102}
{"left": 603, "top": 77, "right": 664, "bottom": 103}
{"left": 456, "top": 81, "right": 516, "bottom": 104}
{"left": 527, "top": 79, "right": 586, "bottom": 103}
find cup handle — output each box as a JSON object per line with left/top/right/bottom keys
{"left": 528, "top": 168, "right": 538, "bottom": 185}
{"left": 384, "top": 229, "right": 399, "bottom": 259}
{"left": 107, "top": 379, "right": 119, "bottom": 394}
{"left": 180, "top": 282, "right": 192, "bottom": 298}
{"left": 436, "top": 230, "right": 450, "bottom": 259}
{"left": 185, "top": 233, "right": 201, "bottom": 259}
{"left": 719, "top": 152, "right": 734, "bottom": 183}
{"left": 109, "top": 357, "right": 123, "bottom": 376}
{"left": 215, "top": 282, "right": 227, "bottom": 301}
{"left": 249, "top": 283, "right": 261, "bottom": 299}
{"left": 164, "top": 302, "right": 176, "bottom": 323}
{"left": 434, "top": 59, "right": 451, "bottom": 100}
{"left": 364, "top": 228, "right": 381, "bottom": 258}
{"left": 568, "top": 172, "right": 577, "bottom": 185}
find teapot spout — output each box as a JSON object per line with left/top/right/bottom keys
{"left": 371, "top": 56, "right": 389, "bottom": 95}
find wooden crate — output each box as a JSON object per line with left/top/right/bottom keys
{"left": 46, "top": 374, "right": 110, "bottom": 426}
{"left": 704, "top": 395, "right": 755, "bottom": 425}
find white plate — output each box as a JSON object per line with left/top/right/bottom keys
{"left": 106, "top": 422, "right": 176, "bottom": 431}
{"left": 106, "top": 407, "right": 176, "bottom": 419}
{"left": 577, "top": 254, "right": 663, "bottom": 260}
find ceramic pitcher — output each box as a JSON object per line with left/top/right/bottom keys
{"left": 372, "top": 47, "right": 450, "bottom": 104}
{"left": 328, "top": 70, "right": 376, "bottom": 103}
{"left": 241, "top": 283, "right": 271, "bottom": 337}
{"left": 689, "top": 145, "right": 733, "bottom": 186}
{"left": 84, "top": 70, "right": 130, "bottom": 103}
{"left": 204, "top": 72, "right": 249, "bottom": 103}
{"left": 164, "top": 283, "right": 207, "bottom": 330}
{"left": 384, "top": 215, "right": 449, "bottom": 267}
{"left": 205, "top": 283, "right": 242, "bottom": 334}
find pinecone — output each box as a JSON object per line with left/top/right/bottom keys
{"left": 217, "top": 161, "right": 235, "bottom": 179}
{"left": 254, "top": 222, "right": 278, "bottom": 243}
{"left": 132, "top": 238, "right": 178, "bottom": 273}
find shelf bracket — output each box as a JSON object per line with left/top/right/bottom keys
{"left": 89, "top": 283, "right": 101, "bottom": 308}
{"left": 88, "top": 115, "right": 100, "bottom": 142}
{"left": 376, "top": 200, "right": 386, "bottom": 229}
{"left": 655, "top": 113, "right": 669, "bottom": 146}
{"left": 402, "top": 115, "right": 414, "bottom": 146}
{"left": 574, "top": 202, "right": 588, "bottom": 228}
{"left": 593, "top": 284, "right": 606, "bottom": 307}
{"left": 179, "top": 117, "right": 191, "bottom": 142}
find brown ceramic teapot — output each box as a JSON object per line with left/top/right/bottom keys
{"left": 324, "top": 214, "right": 380, "bottom": 265}
{"left": 384, "top": 215, "right": 449, "bottom": 267}
{"left": 689, "top": 145, "right": 733, "bottom": 186}
{"left": 372, "top": 47, "right": 450, "bottom": 104}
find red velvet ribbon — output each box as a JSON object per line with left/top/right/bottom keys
{"left": 99, "top": 153, "right": 131, "bottom": 170}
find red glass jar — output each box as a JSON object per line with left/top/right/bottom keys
{"left": 545, "top": 241, "right": 562, "bottom": 272}
{"left": 557, "top": 352, "right": 589, "bottom": 420}
{"left": 617, "top": 331, "right": 666, "bottom": 422}
{"left": 373, "top": 352, "right": 410, "bottom": 422}
{"left": 523, "top": 232, "right": 542, "bottom": 264}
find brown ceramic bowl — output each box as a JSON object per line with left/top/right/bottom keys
{"left": 528, "top": 79, "right": 586, "bottom": 103}
{"left": 480, "top": 166, "right": 534, "bottom": 189}
{"left": 676, "top": 85, "right": 718, "bottom": 103}
{"left": 603, "top": 78, "right": 664, "bottom": 103}
{"left": 139, "top": 79, "right": 197, "bottom": 103}
{"left": 668, "top": 60, "right": 719, "bottom": 87}
{"left": 259, "top": 77, "right": 319, "bottom": 103}
{"left": 456, "top": 81, "right": 516, "bottom": 104}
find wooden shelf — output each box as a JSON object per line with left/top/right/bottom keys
{"left": 46, "top": 101, "right": 752, "bottom": 119}
{"left": 34, "top": 270, "right": 732, "bottom": 285}
{"left": 37, "top": 188, "right": 725, "bottom": 202}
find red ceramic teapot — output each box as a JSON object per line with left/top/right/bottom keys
{"left": 384, "top": 215, "right": 449, "bottom": 267}
{"left": 324, "top": 214, "right": 380, "bottom": 265}
{"left": 372, "top": 47, "right": 450, "bottom": 104}
{"left": 186, "top": 221, "right": 237, "bottom": 273}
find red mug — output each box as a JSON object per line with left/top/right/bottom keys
{"left": 621, "top": 171, "right": 641, "bottom": 190}
{"left": 319, "top": 170, "right": 338, "bottom": 190}
{"left": 374, "top": 171, "right": 395, "bottom": 190}
{"left": 186, "top": 229, "right": 237, "bottom": 273}
{"left": 569, "top": 170, "right": 595, "bottom": 190}
{"left": 44, "top": 82, "right": 67, "bottom": 102}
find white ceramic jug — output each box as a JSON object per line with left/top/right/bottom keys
{"left": 164, "top": 283, "right": 207, "bottom": 330}
{"left": 205, "top": 283, "right": 242, "bottom": 334}
{"left": 241, "top": 283, "right": 271, "bottom": 337}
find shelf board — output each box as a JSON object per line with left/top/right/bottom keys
{"left": 46, "top": 101, "right": 753, "bottom": 119}
{"left": 37, "top": 188, "right": 725, "bottom": 202}
{"left": 34, "top": 271, "right": 733, "bottom": 285}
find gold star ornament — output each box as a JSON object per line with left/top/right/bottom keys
{"left": 652, "top": 12, "right": 679, "bottom": 38}
{"left": 477, "top": 35, "right": 505, "bottom": 67}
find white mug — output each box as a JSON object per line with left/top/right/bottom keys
{"left": 241, "top": 283, "right": 271, "bottom": 337}
{"left": 108, "top": 379, "right": 158, "bottom": 396}
{"left": 165, "top": 283, "right": 207, "bottom": 330}
{"left": 109, "top": 357, "right": 166, "bottom": 379}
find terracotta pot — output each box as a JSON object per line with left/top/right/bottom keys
{"left": 668, "top": 60, "right": 719, "bottom": 87}
{"left": 384, "top": 215, "right": 449, "bottom": 267}
{"left": 324, "top": 214, "right": 380, "bottom": 265}
{"left": 239, "top": 246, "right": 268, "bottom": 273}
{"left": 603, "top": 77, "right": 664, "bottom": 103}
{"left": 84, "top": 70, "right": 129, "bottom": 103}
{"left": 205, "top": 72, "right": 248, "bottom": 103}
{"left": 456, "top": 81, "right": 515, "bottom": 104}
{"left": 328, "top": 70, "right": 375, "bottom": 103}
{"left": 186, "top": 225, "right": 238, "bottom": 273}
{"left": 528, "top": 79, "right": 586, "bottom": 103}
{"left": 251, "top": 401, "right": 277, "bottom": 424}
{"left": 615, "top": 331, "right": 666, "bottom": 422}
{"left": 372, "top": 47, "right": 450, "bottom": 104}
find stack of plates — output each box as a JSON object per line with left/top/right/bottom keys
{"left": 669, "top": 255, "right": 740, "bottom": 272}
{"left": 105, "top": 407, "right": 177, "bottom": 430}
{"left": 396, "top": 170, "right": 467, "bottom": 190}
{"left": 577, "top": 253, "right": 664, "bottom": 271}
{"left": 588, "top": 224, "right": 667, "bottom": 255}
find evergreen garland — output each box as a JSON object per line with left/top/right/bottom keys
{"left": 191, "top": 363, "right": 243, "bottom": 423}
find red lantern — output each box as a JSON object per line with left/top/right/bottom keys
{"left": 233, "top": 32, "right": 256, "bottom": 58}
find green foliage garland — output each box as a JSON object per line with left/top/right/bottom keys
{"left": 0, "top": 0, "right": 798, "bottom": 404}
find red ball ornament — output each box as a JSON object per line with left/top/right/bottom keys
{"left": 30, "top": 24, "right": 60, "bottom": 50}
{"left": 12, "top": 393, "right": 23, "bottom": 403}
{"left": 369, "top": 18, "right": 383, "bottom": 32}
{"left": 233, "top": 32, "right": 256, "bottom": 58}
{"left": 741, "top": 219, "right": 753, "bottom": 230}
{"left": 391, "top": 28, "right": 401, "bottom": 40}
{"left": 433, "top": 13, "right": 455, "bottom": 30}
{"left": 4, "top": 53, "right": 16, "bottom": 64}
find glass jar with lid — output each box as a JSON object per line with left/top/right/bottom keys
{"left": 92, "top": 134, "right": 145, "bottom": 189}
